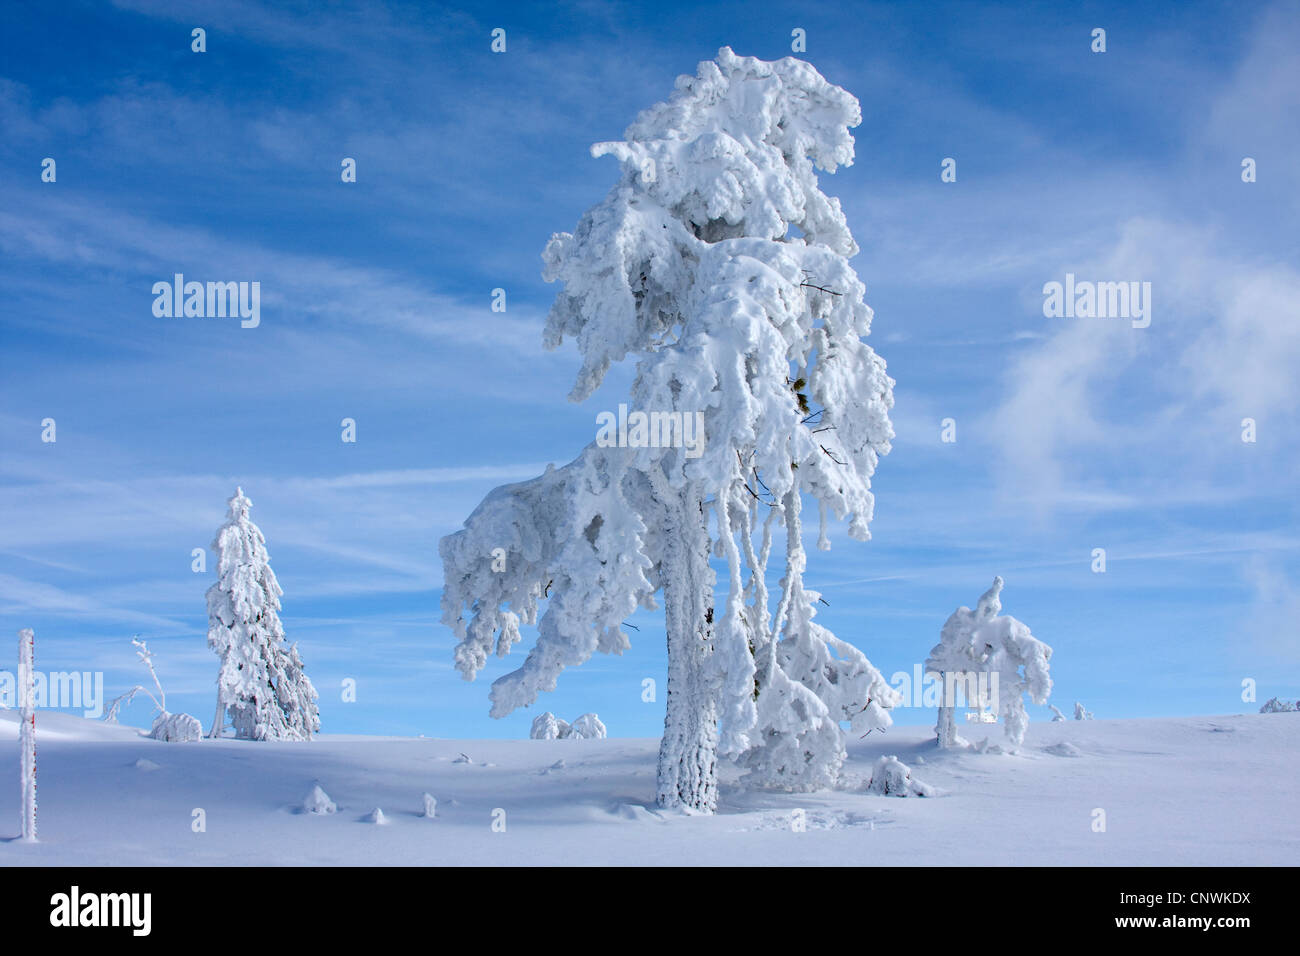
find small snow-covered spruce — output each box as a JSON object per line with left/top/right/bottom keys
{"left": 925, "top": 577, "right": 1053, "bottom": 749}
{"left": 421, "top": 793, "right": 438, "bottom": 818}
{"left": 441, "top": 48, "right": 897, "bottom": 813}
{"left": 103, "top": 638, "right": 202, "bottom": 741}
{"left": 1074, "top": 702, "right": 1094, "bottom": 720}
{"left": 205, "top": 488, "right": 320, "bottom": 741}
{"left": 1049, "top": 704, "right": 1068, "bottom": 722}
{"left": 1260, "top": 697, "right": 1298, "bottom": 714}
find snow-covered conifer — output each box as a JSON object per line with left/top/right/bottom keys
{"left": 206, "top": 488, "right": 320, "bottom": 741}
{"left": 441, "top": 49, "right": 897, "bottom": 812}
{"left": 926, "top": 577, "right": 1053, "bottom": 748}
{"left": 1074, "top": 702, "right": 1094, "bottom": 720}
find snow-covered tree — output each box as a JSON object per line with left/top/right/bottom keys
{"left": 441, "top": 48, "right": 897, "bottom": 812}
{"left": 925, "top": 577, "right": 1053, "bottom": 749}
{"left": 1074, "top": 702, "right": 1094, "bottom": 720}
{"left": 206, "top": 487, "right": 320, "bottom": 741}
{"left": 1260, "top": 697, "right": 1298, "bottom": 713}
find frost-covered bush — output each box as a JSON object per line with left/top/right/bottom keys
{"left": 529, "top": 712, "right": 570, "bottom": 740}
{"left": 150, "top": 711, "right": 203, "bottom": 742}
{"left": 925, "top": 577, "right": 1053, "bottom": 749}
{"left": 442, "top": 48, "right": 897, "bottom": 813}
{"left": 529, "top": 711, "right": 608, "bottom": 739}
{"left": 206, "top": 488, "right": 320, "bottom": 741}
{"left": 865, "top": 756, "right": 933, "bottom": 797}
{"left": 568, "top": 713, "right": 607, "bottom": 739}
{"left": 1260, "top": 697, "right": 1298, "bottom": 713}
{"left": 303, "top": 784, "right": 336, "bottom": 814}
{"left": 1074, "top": 702, "right": 1094, "bottom": 720}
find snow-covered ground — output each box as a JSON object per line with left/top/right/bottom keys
{"left": 1, "top": 711, "right": 1294, "bottom": 865}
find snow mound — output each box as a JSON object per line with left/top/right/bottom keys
{"left": 133, "top": 758, "right": 160, "bottom": 772}
{"left": 366, "top": 807, "right": 388, "bottom": 825}
{"left": 613, "top": 803, "right": 663, "bottom": 822}
{"left": 865, "top": 755, "right": 934, "bottom": 797}
{"left": 452, "top": 752, "right": 472, "bottom": 764}
{"left": 1044, "top": 741, "right": 1083, "bottom": 757}
{"left": 302, "top": 784, "right": 336, "bottom": 814}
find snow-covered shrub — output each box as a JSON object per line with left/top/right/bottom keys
{"left": 303, "top": 784, "right": 336, "bottom": 814}
{"left": 150, "top": 711, "right": 203, "bottom": 742}
{"left": 866, "top": 756, "right": 933, "bottom": 797}
{"left": 206, "top": 488, "right": 320, "bottom": 741}
{"left": 1259, "top": 697, "right": 1298, "bottom": 713}
{"left": 530, "top": 711, "right": 608, "bottom": 739}
{"left": 441, "top": 48, "right": 897, "bottom": 813}
{"left": 1074, "top": 702, "right": 1094, "bottom": 720}
{"left": 568, "top": 713, "right": 607, "bottom": 739}
{"left": 1049, "top": 704, "right": 1067, "bottom": 722}
{"left": 421, "top": 793, "right": 438, "bottom": 818}
{"left": 529, "top": 712, "right": 571, "bottom": 740}
{"left": 925, "top": 577, "right": 1053, "bottom": 749}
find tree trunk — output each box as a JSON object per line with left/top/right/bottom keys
{"left": 208, "top": 699, "right": 225, "bottom": 739}
{"left": 935, "top": 698, "right": 957, "bottom": 749}
{"left": 655, "top": 485, "right": 719, "bottom": 813}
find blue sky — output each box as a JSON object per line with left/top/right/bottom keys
{"left": 1, "top": 0, "right": 1296, "bottom": 739}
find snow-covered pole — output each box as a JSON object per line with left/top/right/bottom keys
{"left": 18, "top": 628, "right": 37, "bottom": 842}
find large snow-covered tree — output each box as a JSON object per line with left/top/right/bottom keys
{"left": 206, "top": 487, "right": 320, "bottom": 741}
{"left": 440, "top": 48, "right": 897, "bottom": 812}
{"left": 925, "top": 577, "right": 1053, "bottom": 749}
